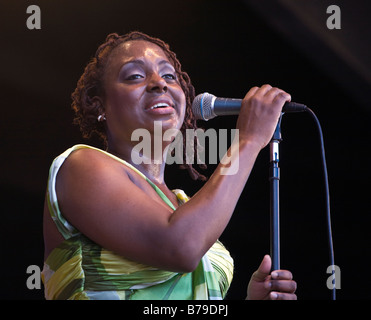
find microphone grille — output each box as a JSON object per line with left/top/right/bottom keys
{"left": 191, "top": 92, "right": 216, "bottom": 120}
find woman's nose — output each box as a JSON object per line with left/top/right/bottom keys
{"left": 147, "top": 73, "right": 168, "bottom": 93}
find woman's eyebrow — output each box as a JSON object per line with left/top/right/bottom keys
{"left": 120, "top": 59, "right": 145, "bottom": 69}
{"left": 119, "top": 59, "right": 173, "bottom": 70}
{"left": 158, "top": 59, "right": 173, "bottom": 67}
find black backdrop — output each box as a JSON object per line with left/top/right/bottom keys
{"left": 1, "top": 0, "right": 370, "bottom": 300}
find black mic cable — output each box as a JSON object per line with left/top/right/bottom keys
{"left": 304, "top": 107, "right": 336, "bottom": 300}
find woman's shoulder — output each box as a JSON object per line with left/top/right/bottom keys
{"left": 66, "top": 145, "right": 107, "bottom": 163}
{"left": 58, "top": 144, "right": 124, "bottom": 172}
{"left": 54, "top": 145, "right": 132, "bottom": 192}
{"left": 63, "top": 144, "right": 110, "bottom": 161}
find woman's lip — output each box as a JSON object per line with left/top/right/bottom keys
{"left": 145, "top": 99, "right": 174, "bottom": 110}
{"left": 148, "top": 102, "right": 172, "bottom": 110}
{"left": 144, "top": 99, "right": 176, "bottom": 115}
{"left": 145, "top": 106, "right": 175, "bottom": 115}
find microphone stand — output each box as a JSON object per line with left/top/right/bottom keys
{"left": 269, "top": 113, "right": 283, "bottom": 271}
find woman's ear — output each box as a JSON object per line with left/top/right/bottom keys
{"left": 91, "top": 96, "right": 105, "bottom": 114}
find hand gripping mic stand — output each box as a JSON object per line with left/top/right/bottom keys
{"left": 269, "top": 113, "right": 283, "bottom": 271}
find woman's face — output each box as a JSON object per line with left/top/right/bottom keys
{"left": 102, "top": 40, "right": 186, "bottom": 147}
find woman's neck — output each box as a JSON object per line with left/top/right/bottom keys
{"left": 106, "top": 140, "right": 167, "bottom": 185}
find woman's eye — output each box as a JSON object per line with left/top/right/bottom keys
{"left": 126, "top": 74, "right": 144, "bottom": 80}
{"left": 163, "top": 74, "right": 176, "bottom": 80}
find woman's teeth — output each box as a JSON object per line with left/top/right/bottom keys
{"left": 149, "top": 103, "right": 171, "bottom": 110}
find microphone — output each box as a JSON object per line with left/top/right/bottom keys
{"left": 192, "top": 92, "right": 307, "bottom": 121}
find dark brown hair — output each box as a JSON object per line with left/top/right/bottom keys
{"left": 71, "top": 31, "right": 206, "bottom": 180}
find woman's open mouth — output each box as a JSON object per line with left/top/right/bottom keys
{"left": 146, "top": 102, "right": 175, "bottom": 115}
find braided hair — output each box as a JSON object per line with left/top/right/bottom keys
{"left": 71, "top": 31, "right": 206, "bottom": 180}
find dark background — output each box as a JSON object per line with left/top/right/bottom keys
{"left": 1, "top": 0, "right": 370, "bottom": 300}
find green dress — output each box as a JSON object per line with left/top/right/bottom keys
{"left": 42, "top": 144, "right": 234, "bottom": 300}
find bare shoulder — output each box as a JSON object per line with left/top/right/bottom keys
{"left": 56, "top": 147, "right": 133, "bottom": 205}
{"left": 58, "top": 147, "right": 130, "bottom": 185}
{"left": 60, "top": 147, "right": 121, "bottom": 173}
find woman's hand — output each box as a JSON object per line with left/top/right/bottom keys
{"left": 236, "top": 85, "right": 291, "bottom": 150}
{"left": 246, "top": 255, "right": 297, "bottom": 300}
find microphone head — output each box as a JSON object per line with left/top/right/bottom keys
{"left": 191, "top": 92, "right": 216, "bottom": 121}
